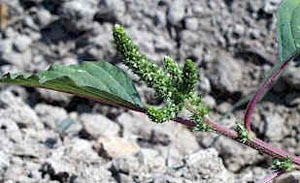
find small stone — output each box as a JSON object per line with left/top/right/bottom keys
{"left": 0, "top": 39, "right": 13, "bottom": 55}
{"left": 80, "top": 113, "right": 120, "bottom": 138}
{"left": 184, "top": 17, "right": 198, "bottom": 31}
{"left": 262, "top": 112, "right": 284, "bottom": 141}
{"left": 283, "top": 64, "right": 300, "bottom": 90}
{"left": 36, "top": 9, "right": 52, "bottom": 27}
{"left": 34, "top": 104, "right": 68, "bottom": 129}
{"left": 209, "top": 51, "right": 242, "bottom": 93}
{"left": 0, "top": 118, "right": 22, "bottom": 142}
{"left": 96, "top": 136, "right": 139, "bottom": 158}
{"left": 112, "top": 156, "right": 140, "bottom": 174}
{"left": 177, "top": 148, "right": 235, "bottom": 182}
{"left": 0, "top": 91, "right": 42, "bottom": 129}
{"left": 137, "top": 149, "right": 165, "bottom": 172}
{"left": 217, "top": 102, "right": 231, "bottom": 114}
{"left": 36, "top": 88, "right": 72, "bottom": 105}
{"left": 22, "top": 33, "right": 36, "bottom": 46}
{"left": 199, "top": 75, "right": 211, "bottom": 93}
{"left": 274, "top": 171, "right": 300, "bottom": 183}
{"left": 167, "top": 0, "right": 186, "bottom": 26}
{"left": 97, "top": 0, "right": 126, "bottom": 22}
{"left": 202, "top": 95, "right": 216, "bottom": 108}
{"left": 233, "top": 24, "right": 245, "bottom": 36}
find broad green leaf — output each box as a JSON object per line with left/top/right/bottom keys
{"left": 277, "top": 0, "right": 300, "bottom": 63}
{"left": 0, "top": 61, "right": 145, "bottom": 111}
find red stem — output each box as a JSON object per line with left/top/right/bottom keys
{"left": 244, "top": 54, "right": 297, "bottom": 131}
{"left": 173, "top": 116, "right": 300, "bottom": 166}
{"left": 258, "top": 170, "right": 285, "bottom": 183}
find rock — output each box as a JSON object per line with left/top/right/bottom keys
{"left": 0, "top": 36, "right": 32, "bottom": 68}
{"left": 262, "top": 112, "right": 285, "bottom": 141}
{"left": 283, "top": 64, "right": 300, "bottom": 90}
{"left": 36, "top": 9, "right": 52, "bottom": 27}
{"left": 95, "top": 136, "right": 139, "bottom": 159}
{"left": 112, "top": 155, "right": 140, "bottom": 174}
{"left": 117, "top": 112, "right": 200, "bottom": 156}
{"left": 171, "top": 148, "right": 235, "bottom": 182}
{"left": 60, "top": 0, "right": 97, "bottom": 20}
{"left": 263, "top": 0, "right": 281, "bottom": 14}
{"left": 0, "top": 118, "right": 22, "bottom": 142}
{"left": 34, "top": 104, "right": 68, "bottom": 129}
{"left": 167, "top": 0, "right": 186, "bottom": 26}
{"left": 202, "top": 95, "right": 216, "bottom": 108}
{"left": 60, "top": 0, "right": 98, "bottom": 32}
{"left": 274, "top": 171, "right": 300, "bottom": 183}
{"left": 199, "top": 75, "right": 211, "bottom": 94}
{"left": 209, "top": 51, "right": 243, "bottom": 93}
{"left": 212, "top": 136, "right": 263, "bottom": 172}
{"left": 36, "top": 88, "right": 72, "bottom": 105}
{"left": 0, "top": 39, "right": 13, "bottom": 56}
{"left": 13, "top": 35, "right": 32, "bottom": 52}
{"left": 0, "top": 150, "right": 10, "bottom": 172}
{"left": 184, "top": 17, "right": 199, "bottom": 31}
{"left": 80, "top": 113, "right": 120, "bottom": 138}
{"left": 97, "top": 0, "right": 126, "bottom": 22}
{"left": 0, "top": 91, "right": 42, "bottom": 129}
{"left": 136, "top": 149, "right": 165, "bottom": 173}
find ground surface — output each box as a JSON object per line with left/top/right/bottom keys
{"left": 1, "top": 0, "right": 300, "bottom": 182}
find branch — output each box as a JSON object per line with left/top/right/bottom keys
{"left": 244, "top": 54, "right": 297, "bottom": 131}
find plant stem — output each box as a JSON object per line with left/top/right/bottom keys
{"left": 244, "top": 54, "right": 297, "bottom": 131}
{"left": 173, "top": 116, "right": 300, "bottom": 166}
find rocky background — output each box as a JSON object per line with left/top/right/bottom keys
{"left": 1, "top": 0, "right": 300, "bottom": 182}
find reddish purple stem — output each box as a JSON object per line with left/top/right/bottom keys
{"left": 258, "top": 170, "right": 285, "bottom": 183}
{"left": 244, "top": 54, "right": 297, "bottom": 131}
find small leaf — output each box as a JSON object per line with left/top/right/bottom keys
{"left": 0, "top": 61, "right": 145, "bottom": 111}
{"left": 277, "top": 0, "right": 300, "bottom": 63}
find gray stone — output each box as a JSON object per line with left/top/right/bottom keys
{"left": 34, "top": 104, "right": 68, "bottom": 129}
{"left": 112, "top": 155, "right": 140, "bottom": 174}
{"left": 172, "top": 148, "right": 235, "bottom": 182}
{"left": 199, "top": 75, "right": 211, "bottom": 94}
{"left": 95, "top": 136, "right": 139, "bottom": 158}
{"left": 13, "top": 35, "right": 32, "bottom": 52}
{"left": 117, "top": 112, "right": 199, "bottom": 156}
{"left": 36, "top": 9, "right": 53, "bottom": 27}
{"left": 202, "top": 95, "right": 216, "bottom": 108}
{"left": 60, "top": 0, "right": 98, "bottom": 32}
{"left": 263, "top": 0, "right": 281, "bottom": 14}
{"left": 0, "top": 91, "right": 42, "bottom": 129}
{"left": 167, "top": 0, "right": 186, "bottom": 26}
{"left": 61, "top": 0, "right": 97, "bottom": 20}
{"left": 0, "top": 118, "right": 22, "bottom": 142}
{"left": 0, "top": 39, "right": 13, "bottom": 56}
{"left": 36, "top": 88, "right": 72, "bottom": 104}
{"left": 80, "top": 113, "right": 120, "bottom": 138}
{"left": 184, "top": 17, "right": 199, "bottom": 31}
{"left": 213, "top": 136, "right": 263, "bottom": 172}
{"left": 262, "top": 112, "right": 285, "bottom": 141}
{"left": 283, "top": 64, "right": 300, "bottom": 90}
{"left": 137, "top": 149, "right": 165, "bottom": 173}
{"left": 274, "top": 171, "right": 300, "bottom": 183}
{"left": 209, "top": 51, "right": 243, "bottom": 93}
{"left": 98, "top": 0, "right": 126, "bottom": 22}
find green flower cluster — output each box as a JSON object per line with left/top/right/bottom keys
{"left": 235, "top": 123, "right": 248, "bottom": 143}
{"left": 272, "top": 157, "right": 293, "bottom": 171}
{"left": 113, "top": 25, "right": 209, "bottom": 125}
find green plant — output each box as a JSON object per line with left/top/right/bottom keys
{"left": 1, "top": 0, "right": 300, "bottom": 182}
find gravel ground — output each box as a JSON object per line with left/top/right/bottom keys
{"left": 1, "top": 0, "right": 300, "bottom": 182}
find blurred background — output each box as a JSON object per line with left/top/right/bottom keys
{"left": 1, "top": 0, "right": 300, "bottom": 182}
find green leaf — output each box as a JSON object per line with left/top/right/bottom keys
{"left": 0, "top": 61, "right": 145, "bottom": 111}
{"left": 277, "top": 0, "right": 300, "bottom": 63}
